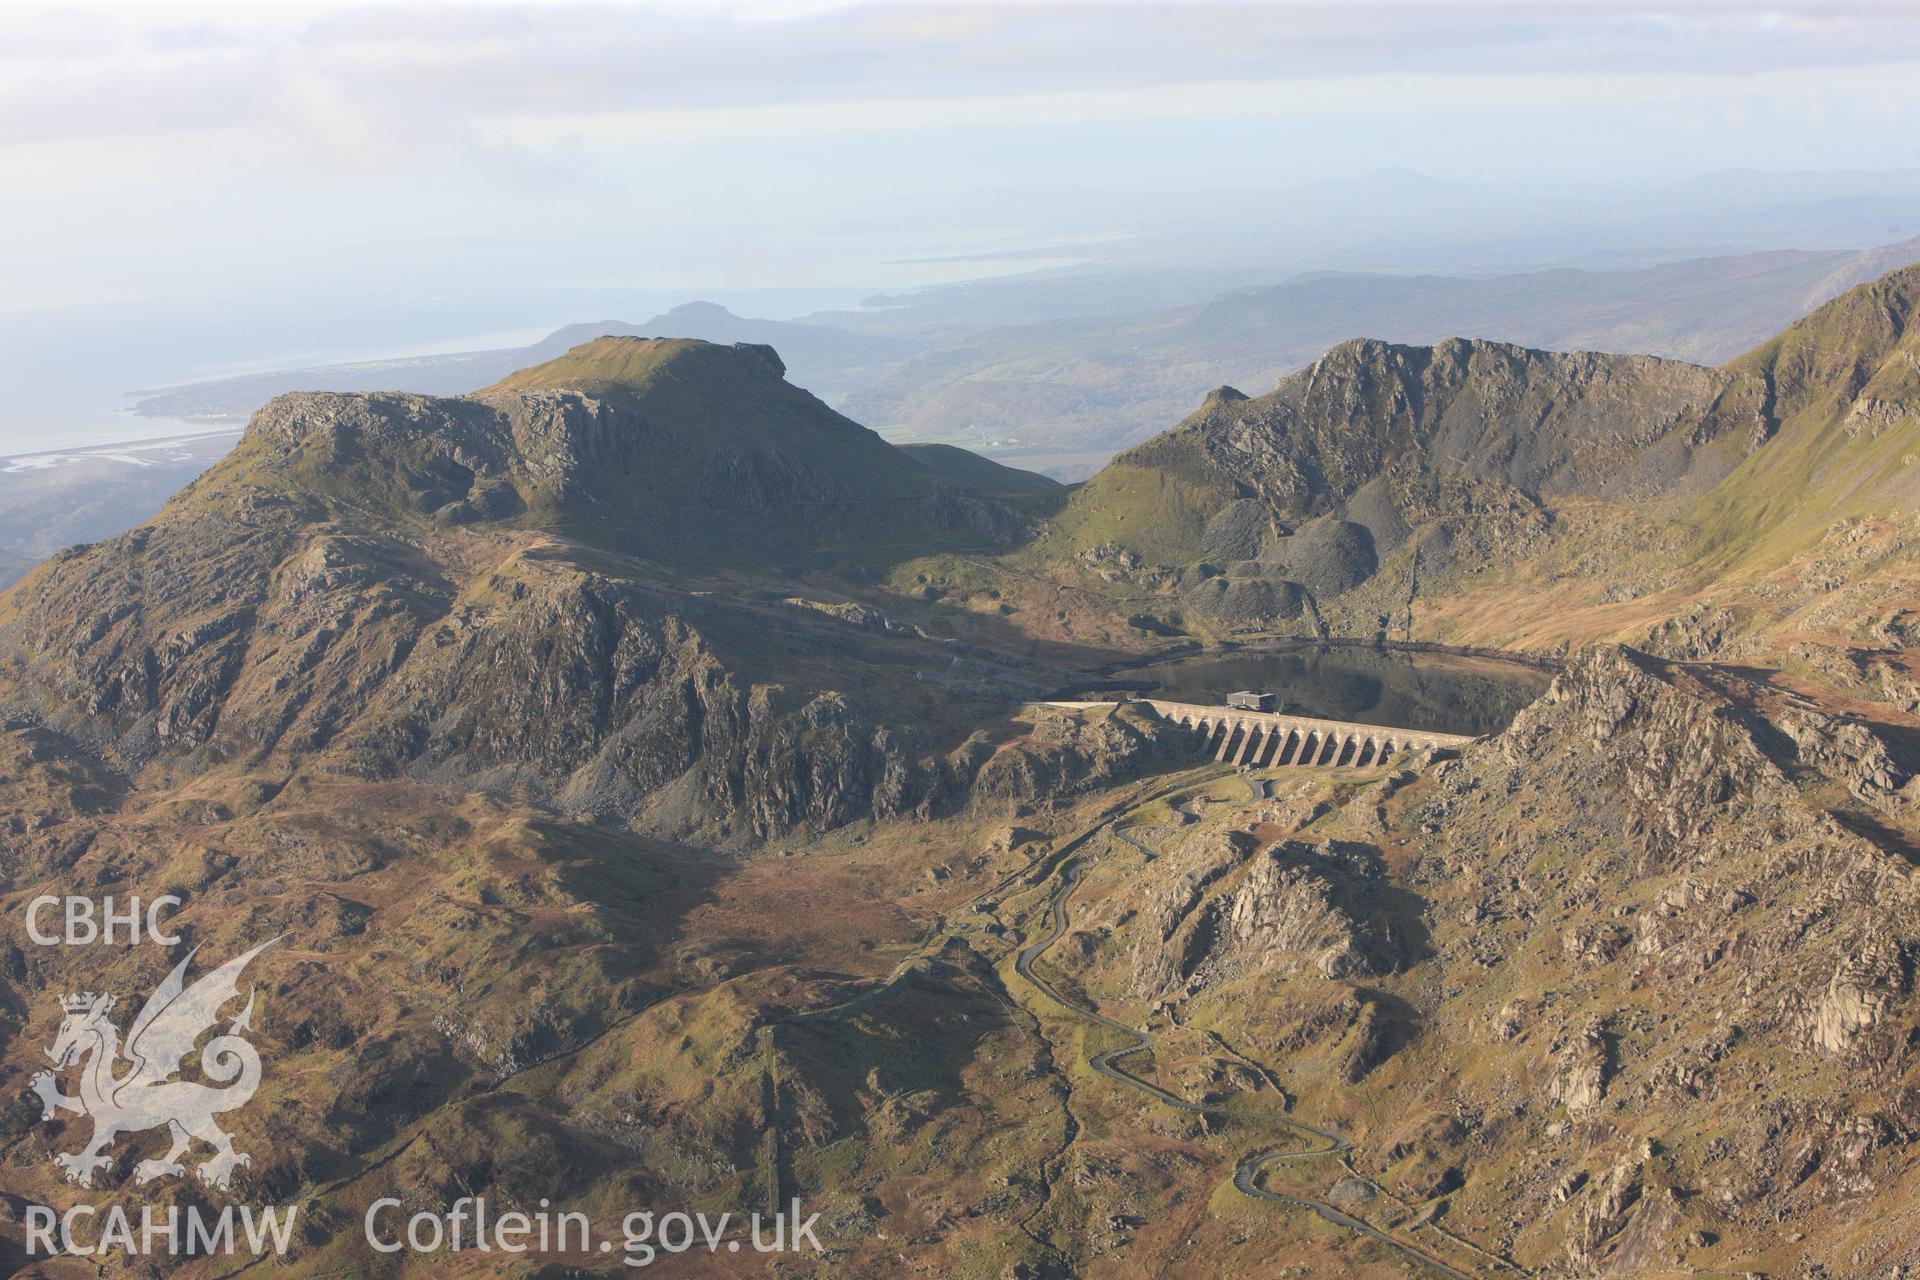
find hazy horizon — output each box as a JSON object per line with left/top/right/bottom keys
{"left": 4, "top": 1, "right": 1920, "bottom": 452}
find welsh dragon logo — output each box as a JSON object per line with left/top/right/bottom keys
{"left": 31, "top": 939, "right": 277, "bottom": 1190}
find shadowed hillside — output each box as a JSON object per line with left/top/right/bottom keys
{"left": 936, "top": 263, "right": 1920, "bottom": 659}
{"left": 190, "top": 336, "right": 1062, "bottom": 573}
{"left": 7, "top": 266, "right": 1920, "bottom": 1280}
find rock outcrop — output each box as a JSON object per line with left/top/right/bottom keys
{"left": 0, "top": 342, "right": 1069, "bottom": 839}
{"left": 1390, "top": 642, "right": 1920, "bottom": 1271}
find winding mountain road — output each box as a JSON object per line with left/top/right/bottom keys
{"left": 765, "top": 768, "right": 1516, "bottom": 1277}
{"left": 1012, "top": 780, "right": 1493, "bottom": 1280}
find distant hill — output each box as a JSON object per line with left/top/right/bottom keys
{"left": 897, "top": 442, "right": 1064, "bottom": 497}
{"left": 127, "top": 303, "right": 914, "bottom": 425}
{"left": 990, "top": 260, "right": 1920, "bottom": 656}
{"left": 1026, "top": 336, "right": 1759, "bottom": 635}
{"left": 844, "top": 236, "right": 1920, "bottom": 456}
{"left": 1, "top": 334, "right": 1062, "bottom": 836}
{"left": 123, "top": 237, "right": 1920, "bottom": 474}
{"left": 48, "top": 234, "right": 1920, "bottom": 585}
{"left": 215, "top": 335, "right": 1060, "bottom": 571}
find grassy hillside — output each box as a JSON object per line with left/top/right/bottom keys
{"left": 885, "top": 263, "right": 1920, "bottom": 659}
{"left": 845, "top": 237, "right": 1920, "bottom": 455}
{"left": 170, "top": 336, "right": 1061, "bottom": 575}
{"left": 1685, "top": 268, "right": 1920, "bottom": 575}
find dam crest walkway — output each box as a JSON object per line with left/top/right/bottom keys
{"left": 1042, "top": 698, "right": 1475, "bottom": 769}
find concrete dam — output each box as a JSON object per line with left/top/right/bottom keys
{"left": 1044, "top": 698, "right": 1476, "bottom": 768}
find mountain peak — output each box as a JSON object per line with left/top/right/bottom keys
{"left": 1726, "top": 260, "right": 1920, "bottom": 420}
{"left": 184, "top": 331, "right": 1055, "bottom": 573}
{"left": 659, "top": 300, "right": 739, "bottom": 321}
{"left": 483, "top": 335, "right": 786, "bottom": 395}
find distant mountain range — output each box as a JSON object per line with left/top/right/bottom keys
{"left": 843, "top": 235, "right": 1920, "bottom": 456}
{"left": 124, "top": 237, "right": 1920, "bottom": 485}
{"left": 933, "top": 256, "right": 1920, "bottom": 671}
{"left": 126, "top": 302, "right": 914, "bottom": 425}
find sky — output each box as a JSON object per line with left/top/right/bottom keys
{"left": 2, "top": 0, "right": 1920, "bottom": 451}
{"left": 4, "top": 0, "right": 1920, "bottom": 316}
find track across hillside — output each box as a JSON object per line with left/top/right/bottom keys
{"left": 1012, "top": 776, "right": 1509, "bottom": 1280}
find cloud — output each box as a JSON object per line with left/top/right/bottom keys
{"left": 3, "top": 1, "right": 1919, "bottom": 157}
{"left": 480, "top": 60, "right": 1920, "bottom": 149}
{"left": 3, "top": 1, "right": 1919, "bottom": 317}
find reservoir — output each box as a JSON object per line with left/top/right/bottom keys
{"left": 1102, "top": 644, "right": 1552, "bottom": 738}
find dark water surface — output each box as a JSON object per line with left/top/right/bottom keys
{"left": 1106, "top": 644, "right": 1552, "bottom": 737}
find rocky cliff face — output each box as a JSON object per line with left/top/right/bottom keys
{"left": 1039, "top": 641, "right": 1920, "bottom": 1274}
{"left": 0, "top": 340, "right": 1078, "bottom": 840}
{"left": 223, "top": 337, "right": 1060, "bottom": 567}
{"left": 1383, "top": 646, "right": 1920, "bottom": 1273}
{"left": 1129, "top": 337, "right": 1758, "bottom": 513}
{"left": 1006, "top": 265, "right": 1920, "bottom": 662}
{"left": 1035, "top": 333, "right": 1768, "bottom": 639}
{"left": 1094, "top": 827, "right": 1409, "bottom": 1002}
{"left": 1, "top": 517, "right": 1154, "bottom": 843}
